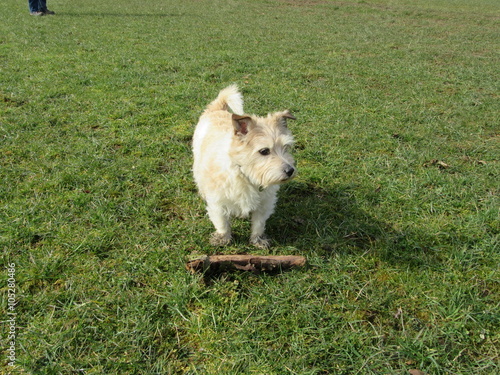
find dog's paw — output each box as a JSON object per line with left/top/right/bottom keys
{"left": 250, "top": 234, "right": 271, "bottom": 249}
{"left": 210, "top": 232, "right": 232, "bottom": 247}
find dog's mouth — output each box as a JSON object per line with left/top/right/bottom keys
{"left": 280, "top": 176, "right": 295, "bottom": 183}
{"left": 242, "top": 164, "right": 296, "bottom": 188}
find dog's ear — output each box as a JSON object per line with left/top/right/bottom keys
{"left": 282, "top": 110, "right": 296, "bottom": 121}
{"left": 232, "top": 114, "right": 253, "bottom": 136}
{"left": 275, "top": 110, "right": 296, "bottom": 127}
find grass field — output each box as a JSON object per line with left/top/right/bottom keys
{"left": 1, "top": 0, "right": 499, "bottom": 373}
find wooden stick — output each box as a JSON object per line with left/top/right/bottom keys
{"left": 186, "top": 255, "right": 306, "bottom": 274}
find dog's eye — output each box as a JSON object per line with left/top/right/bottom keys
{"left": 259, "top": 148, "right": 271, "bottom": 156}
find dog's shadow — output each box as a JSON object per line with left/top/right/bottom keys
{"left": 269, "top": 181, "right": 444, "bottom": 269}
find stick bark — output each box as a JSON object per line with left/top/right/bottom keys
{"left": 186, "top": 255, "right": 306, "bottom": 274}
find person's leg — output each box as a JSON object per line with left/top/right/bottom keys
{"left": 28, "top": 0, "right": 40, "bottom": 13}
{"left": 40, "top": 0, "right": 55, "bottom": 14}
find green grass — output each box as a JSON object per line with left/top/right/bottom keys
{"left": 1, "top": 0, "right": 499, "bottom": 373}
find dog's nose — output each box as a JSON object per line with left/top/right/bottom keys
{"left": 284, "top": 166, "right": 295, "bottom": 177}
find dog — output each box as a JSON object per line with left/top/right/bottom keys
{"left": 192, "top": 85, "right": 296, "bottom": 249}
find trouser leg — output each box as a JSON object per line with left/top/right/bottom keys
{"left": 28, "top": 0, "right": 40, "bottom": 12}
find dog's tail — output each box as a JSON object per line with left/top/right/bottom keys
{"left": 205, "top": 84, "right": 244, "bottom": 115}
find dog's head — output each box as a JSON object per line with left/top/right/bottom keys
{"left": 230, "top": 111, "right": 296, "bottom": 188}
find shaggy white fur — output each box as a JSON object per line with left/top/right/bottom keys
{"left": 192, "top": 85, "right": 296, "bottom": 248}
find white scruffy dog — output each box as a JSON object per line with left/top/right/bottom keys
{"left": 192, "top": 85, "right": 296, "bottom": 248}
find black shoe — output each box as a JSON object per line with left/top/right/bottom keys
{"left": 43, "top": 9, "right": 56, "bottom": 15}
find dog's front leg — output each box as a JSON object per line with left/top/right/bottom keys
{"left": 250, "top": 190, "right": 278, "bottom": 249}
{"left": 206, "top": 203, "right": 232, "bottom": 246}
{"left": 250, "top": 216, "right": 270, "bottom": 249}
